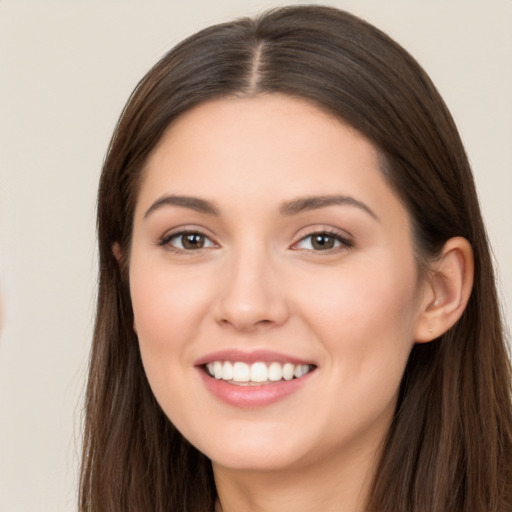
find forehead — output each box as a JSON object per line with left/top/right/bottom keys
{"left": 136, "top": 94, "right": 405, "bottom": 225}
{"left": 145, "top": 94, "right": 351, "bottom": 177}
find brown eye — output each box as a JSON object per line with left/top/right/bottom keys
{"left": 311, "top": 234, "right": 336, "bottom": 250}
{"left": 293, "top": 232, "right": 352, "bottom": 252}
{"left": 164, "top": 231, "right": 215, "bottom": 251}
{"left": 182, "top": 233, "right": 206, "bottom": 249}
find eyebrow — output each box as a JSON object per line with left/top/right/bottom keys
{"left": 143, "top": 193, "right": 378, "bottom": 221}
{"left": 279, "top": 195, "right": 379, "bottom": 221}
{"left": 144, "top": 194, "right": 220, "bottom": 219}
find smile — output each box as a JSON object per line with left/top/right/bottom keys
{"left": 205, "top": 361, "right": 314, "bottom": 385}
{"left": 195, "top": 350, "right": 317, "bottom": 407}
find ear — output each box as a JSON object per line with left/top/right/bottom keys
{"left": 112, "top": 242, "right": 137, "bottom": 334}
{"left": 112, "top": 242, "right": 123, "bottom": 264}
{"left": 415, "top": 237, "right": 474, "bottom": 343}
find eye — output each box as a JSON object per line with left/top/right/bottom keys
{"left": 161, "top": 231, "right": 216, "bottom": 251}
{"left": 293, "top": 231, "right": 352, "bottom": 251}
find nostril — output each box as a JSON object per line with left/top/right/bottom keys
{"left": 219, "top": 317, "right": 274, "bottom": 331}
{"left": 213, "top": 276, "right": 290, "bottom": 331}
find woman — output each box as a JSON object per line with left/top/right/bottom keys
{"left": 80, "top": 5, "right": 512, "bottom": 511}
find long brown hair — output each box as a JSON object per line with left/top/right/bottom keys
{"left": 80, "top": 6, "right": 512, "bottom": 511}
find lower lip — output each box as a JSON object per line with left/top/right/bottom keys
{"left": 197, "top": 369, "right": 314, "bottom": 408}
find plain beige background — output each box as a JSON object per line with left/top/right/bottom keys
{"left": 0, "top": 1, "right": 510, "bottom": 511}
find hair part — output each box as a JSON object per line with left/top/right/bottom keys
{"left": 81, "top": 6, "right": 512, "bottom": 511}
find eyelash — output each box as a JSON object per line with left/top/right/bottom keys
{"left": 292, "top": 230, "right": 354, "bottom": 252}
{"left": 159, "top": 229, "right": 353, "bottom": 254}
{"left": 159, "top": 230, "right": 217, "bottom": 252}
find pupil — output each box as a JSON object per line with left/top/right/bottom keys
{"left": 313, "top": 234, "right": 334, "bottom": 250}
{"left": 183, "top": 233, "right": 204, "bottom": 249}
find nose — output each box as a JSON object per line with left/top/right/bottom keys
{"left": 213, "top": 249, "right": 290, "bottom": 332}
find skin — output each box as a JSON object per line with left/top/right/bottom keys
{"left": 127, "top": 94, "right": 466, "bottom": 512}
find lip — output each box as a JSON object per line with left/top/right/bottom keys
{"left": 194, "top": 349, "right": 317, "bottom": 408}
{"left": 197, "top": 368, "right": 315, "bottom": 408}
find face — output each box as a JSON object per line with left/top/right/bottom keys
{"left": 128, "top": 94, "right": 428, "bottom": 474}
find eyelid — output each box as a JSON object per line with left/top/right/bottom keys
{"left": 157, "top": 224, "right": 353, "bottom": 253}
{"left": 290, "top": 227, "right": 354, "bottom": 252}
{"left": 158, "top": 226, "right": 219, "bottom": 251}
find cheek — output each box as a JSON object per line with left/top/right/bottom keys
{"left": 128, "top": 262, "right": 215, "bottom": 433}
{"left": 302, "top": 256, "right": 419, "bottom": 337}
{"left": 297, "top": 255, "right": 420, "bottom": 388}
{"left": 130, "top": 259, "right": 212, "bottom": 346}
{"left": 128, "top": 255, "right": 218, "bottom": 405}
{"left": 294, "top": 259, "right": 419, "bottom": 435}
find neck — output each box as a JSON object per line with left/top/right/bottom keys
{"left": 213, "top": 440, "right": 380, "bottom": 512}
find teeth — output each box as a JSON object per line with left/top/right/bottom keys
{"left": 294, "top": 364, "right": 310, "bottom": 378}
{"left": 213, "top": 361, "right": 223, "bottom": 379}
{"left": 233, "top": 362, "right": 250, "bottom": 382}
{"left": 250, "top": 362, "right": 268, "bottom": 382}
{"left": 268, "top": 362, "right": 282, "bottom": 381}
{"left": 223, "top": 361, "right": 233, "bottom": 380}
{"left": 283, "top": 363, "right": 294, "bottom": 381}
{"left": 205, "top": 361, "right": 313, "bottom": 383}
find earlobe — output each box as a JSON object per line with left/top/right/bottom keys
{"left": 112, "top": 242, "right": 123, "bottom": 264}
{"left": 112, "top": 242, "right": 137, "bottom": 334}
{"left": 415, "top": 237, "right": 474, "bottom": 343}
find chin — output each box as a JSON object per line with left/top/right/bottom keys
{"left": 187, "top": 420, "right": 323, "bottom": 473}
{"left": 208, "top": 445, "right": 306, "bottom": 473}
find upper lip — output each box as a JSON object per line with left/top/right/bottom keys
{"left": 194, "top": 349, "right": 315, "bottom": 367}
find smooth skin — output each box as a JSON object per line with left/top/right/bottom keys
{"left": 125, "top": 94, "right": 473, "bottom": 512}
